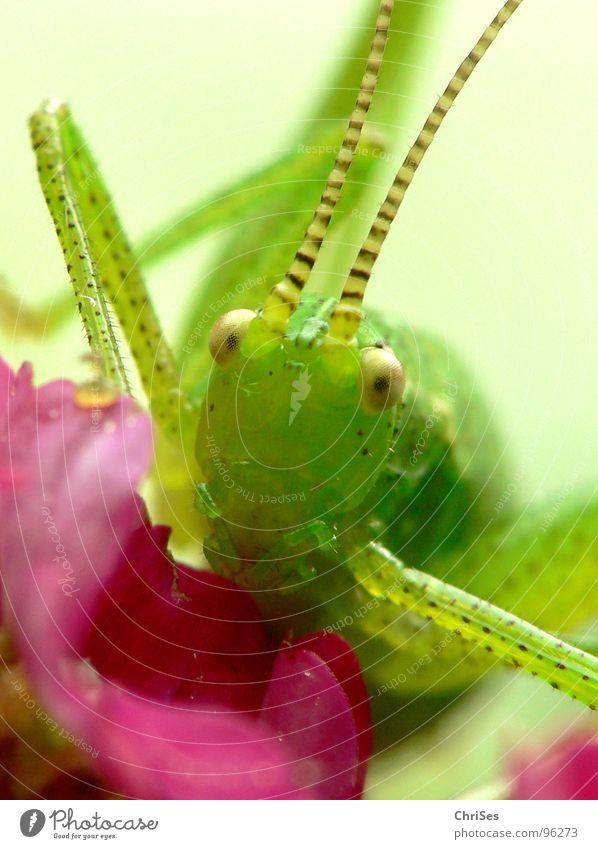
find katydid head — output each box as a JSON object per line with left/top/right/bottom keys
{"left": 195, "top": 294, "right": 404, "bottom": 542}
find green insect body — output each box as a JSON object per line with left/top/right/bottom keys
{"left": 196, "top": 288, "right": 598, "bottom": 704}
{"left": 18, "top": 0, "right": 598, "bottom": 729}
{"left": 276, "top": 314, "right": 598, "bottom": 701}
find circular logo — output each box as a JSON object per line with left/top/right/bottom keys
{"left": 19, "top": 810, "right": 46, "bottom": 837}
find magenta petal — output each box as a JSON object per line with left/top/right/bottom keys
{"left": 289, "top": 631, "right": 372, "bottom": 795}
{"left": 0, "top": 363, "right": 151, "bottom": 672}
{"left": 261, "top": 640, "right": 360, "bottom": 799}
{"left": 511, "top": 733, "right": 598, "bottom": 800}
{"left": 0, "top": 360, "right": 371, "bottom": 798}
{"left": 77, "top": 686, "right": 317, "bottom": 799}
{"left": 82, "top": 537, "right": 272, "bottom": 711}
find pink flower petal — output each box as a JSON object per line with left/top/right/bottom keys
{"left": 76, "top": 685, "right": 317, "bottom": 800}
{"left": 0, "top": 361, "right": 151, "bottom": 659}
{"left": 0, "top": 359, "right": 371, "bottom": 798}
{"left": 261, "top": 640, "right": 361, "bottom": 799}
{"left": 511, "top": 732, "right": 598, "bottom": 800}
{"left": 82, "top": 528, "right": 272, "bottom": 711}
{"left": 289, "top": 631, "right": 372, "bottom": 795}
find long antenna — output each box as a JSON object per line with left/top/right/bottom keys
{"left": 330, "top": 0, "right": 523, "bottom": 341}
{"left": 263, "top": 0, "right": 395, "bottom": 333}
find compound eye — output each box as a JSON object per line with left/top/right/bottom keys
{"left": 208, "top": 309, "right": 256, "bottom": 366}
{"left": 359, "top": 346, "right": 405, "bottom": 414}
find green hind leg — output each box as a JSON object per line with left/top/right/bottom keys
{"left": 346, "top": 540, "right": 598, "bottom": 710}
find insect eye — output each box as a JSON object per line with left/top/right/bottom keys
{"left": 359, "top": 346, "right": 405, "bottom": 414}
{"left": 208, "top": 309, "right": 257, "bottom": 366}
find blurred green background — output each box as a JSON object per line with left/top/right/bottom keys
{"left": 1, "top": 0, "right": 596, "bottom": 798}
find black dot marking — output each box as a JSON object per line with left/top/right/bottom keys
{"left": 482, "top": 626, "right": 491, "bottom": 634}
{"left": 225, "top": 333, "right": 239, "bottom": 352}
{"left": 518, "top": 644, "right": 528, "bottom": 652}
{"left": 373, "top": 375, "right": 389, "bottom": 394}
{"left": 209, "top": 404, "right": 215, "bottom": 412}
{"left": 556, "top": 662, "right": 566, "bottom": 670}
{"left": 551, "top": 682, "right": 560, "bottom": 690}
{"left": 361, "top": 448, "right": 369, "bottom": 456}
{"left": 462, "top": 616, "right": 471, "bottom": 624}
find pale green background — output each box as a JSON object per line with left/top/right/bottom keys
{"left": 0, "top": 0, "right": 596, "bottom": 798}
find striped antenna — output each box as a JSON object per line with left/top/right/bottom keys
{"left": 263, "top": 0, "right": 395, "bottom": 333}
{"left": 330, "top": 0, "right": 523, "bottom": 341}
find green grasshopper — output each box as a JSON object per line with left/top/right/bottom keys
{"left": 26, "top": 0, "right": 598, "bottom": 726}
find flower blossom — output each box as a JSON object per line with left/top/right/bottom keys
{"left": 510, "top": 730, "right": 598, "bottom": 800}
{"left": 0, "top": 359, "right": 371, "bottom": 799}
